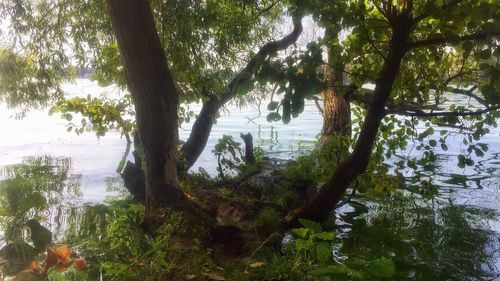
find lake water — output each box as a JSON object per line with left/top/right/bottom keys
{"left": 0, "top": 79, "right": 499, "bottom": 280}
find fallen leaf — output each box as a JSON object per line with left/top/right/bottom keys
{"left": 249, "top": 261, "right": 265, "bottom": 268}
{"left": 207, "top": 273, "right": 225, "bottom": 280}
{"left": 184, "top": 274, "right": 196, "bottom": 280}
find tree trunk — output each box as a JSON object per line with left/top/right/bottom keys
{"left": 316, "top": 67, "right": 351, "bottom": 148}
{"left": 286, "top": 15, "right": 413, "bottom": 227}
{"left": 119, "top": 14, "right": 303, "bottom": 200}
{"left": 240, "top": 133, "right": 256, "bottom": 164}
{"left": 316, "top": 27, "right": 351, "bottom": 149}
{"left": 181, "top": 97, "right": 219, "bottom": 169}
{"left": 107, "top": 0, "right": 186, "bottom": 214}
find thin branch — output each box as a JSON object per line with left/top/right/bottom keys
{"left": 409, "top": 31, "right": 500, "bottom": 49}
{"left": 313, "top": 95, "right": 323, "bottom": 115}
{"left": 387, "top": 105, "right": 500, "bottom": 117}
{"left": 446, "top": 85, "right": 489, "bottom": 106}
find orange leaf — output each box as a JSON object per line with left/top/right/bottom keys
{"left": 44, "top": 248, "right": 58, "bottom": 269}
{"left": 73, "top": 258, "right": 88, "bottom": 271}
{"left": 55, "top": 259, "right": 74, "bottom": 273}
{"left": 54, "top": 245, "right": 72, "bottom": 262}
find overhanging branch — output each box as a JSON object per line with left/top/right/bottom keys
{"left": 446, "top": 85, "right": 489, "bottom": 106}
{"left": 409, "top": 31, "right": 500, "bottom": 49}
{"left": 387, "top": 105, "right": 500, "bottom": 117}
{"left": 219, "top": 15, "right": 304, "bottom": 104}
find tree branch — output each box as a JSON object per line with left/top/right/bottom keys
{"left": 409, "top": 31, "right": 500, "bottom": 49}
{"left": 387, "top": 105, "right": 500, "bottom": 117}
{"left": 446, "top": 85, "right": 489, "bottom": 106}
{"left": 219, "top": 15, "right": 304, "bottom": 104}
{"left": 313, "top": 95, "right": 323, "bottom": 115}
{"left": 181, "top": 15, "right": 304, "bottom": 169}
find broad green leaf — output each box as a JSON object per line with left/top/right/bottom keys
{"left": 290, "top": 227, "right": 309, "bottom": 239}
{"left": 313, "top": 231, "right": 335, "bottom": 241}
{"left": 366, "top": 258, "right": 396, "bottom": 278}
{"left": 299, "top": 219, "right": 323, "bottom": 233}
{"left": 266, "top": 112, "right": 281, "bottom": 122}
{"left": 267, "top": 101, "right": 279, "bottom": 111}
{"left": 315, "top": 241, "right": 332, "bottom": 263}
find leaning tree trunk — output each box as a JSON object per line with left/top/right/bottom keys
{"left": 286, "top": 14, "right": 413, "bottom": 227}
{"left": 107, "top": 0, "right": 186, "bottom": 215}
{"left": 316, "top": 27, "right": 351, "bottom": 149}
{"left": 181, "top": 97, "right": 219, "bottom": 169}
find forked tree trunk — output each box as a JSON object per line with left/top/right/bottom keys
{"left": 317, "top": 27, "right": 351, "bottom": 149}
{"left": 286, "top": 15, "right": 413, "bottom": 227}
{"left": 107, "top": 0, "right": 186, "bottom": 214}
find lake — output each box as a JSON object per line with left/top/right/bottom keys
{"left": 0, "top": 79, "right": 499, "bottom": 280}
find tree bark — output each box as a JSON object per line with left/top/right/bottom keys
{"left": 286, "top": 14, "right": 413, "bottom": 227}
{"left": 316, "top": 67, "right": 351, "bottom": 148}
{"left": 181, "top": 97, "right": 219, "bottom": 169}
{"left": 107, "top": 0, "right": 186, "bottom": 213}
{"left": 240, "top": 133, "right": 256, "bottom": 164}
{"left": 317, "top": 27, "right": 351, "bottom": 149}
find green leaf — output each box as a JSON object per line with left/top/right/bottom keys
{"left": 462, "top": 41, "right": 473, "bottom": 58}
{"left": 474, "top": 148, "right": 484, "bottom": 157}
{"left": 267, "top": 101, "right": 279, "bottom": 111}
{"left": 366, "top": 258, "right": 396, "bottom": 278}
{"left": 266, "top": 112, "right": 281, "bottom": 122}
{"left": 290, "top": 227, "right": 309, "bottom": 239}
{"left": 313, "top": 231, "right": 335, "bottom": 241}
{"left": 295, "top": 238, "right": 313, "bottom": 251}
{"left": 18, "top": 193, "right": 47, "bottom": 213}
{"left": 315, "top": 241, "right": 332, "bottom": 263}
{"left": 477, "top": 49, "right": 491, "bottom": 60}
{"left": 0, "top": 242, "right": 37, "bottom": 263}
{"left": 299, "top": 219, "right": 323, "bottom": 233}
{"left": 26, "top": 219, "right": 52, "bottom": 251}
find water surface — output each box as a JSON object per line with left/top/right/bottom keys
{"left": 0, "top": 79, "right": 498, "bottom": 279}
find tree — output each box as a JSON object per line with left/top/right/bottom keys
{"left": 1, "top": 0, "right": 499, "bottom": 230}
{"left": 106, "top": 0, "right": 188, "bottom": 222}
{"left": 1, "top": 0, "right": 306, "bottom": 202}
{"left": 282, "top": 0, "right": 500, "bottom": 225}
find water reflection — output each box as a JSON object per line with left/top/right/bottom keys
{"left": 0, "top": 156, "right": 115, "bottom": 246}
{"left": 0, "top": 153, "right": 499, "bottom": 279}
{"left": 0, "top": 156, "right": 81, "bottom": 243}
{"left": 336, "top": 194, "right": 500, "bottom": 280}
